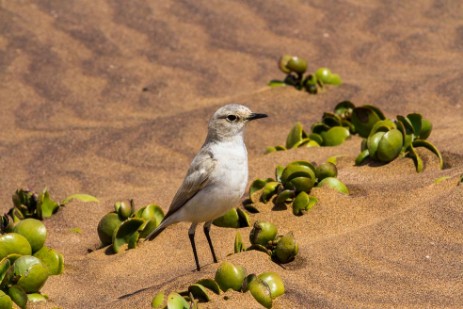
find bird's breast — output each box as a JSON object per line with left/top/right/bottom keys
{"left": 210, "top": 140, "right": 248, "bottom": 196}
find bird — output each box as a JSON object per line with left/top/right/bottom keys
{"left": 145, "top": 104, "right": 267, "bottom": 271}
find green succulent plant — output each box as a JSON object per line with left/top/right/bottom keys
{"left": 234, "top": 223, "right": 299, "bottom": 265}
{"left": 355, "top": 111, "right": 443, "bottom": 172}
{"left": 0, "top": 207, "right": 65, "bottom": 308}
{"left": 151, "top": 261, "right": 285, "bottom": 309}
{"left": 97, "top": 200, "right": 165, "bottom": 252}
{"left": 267, "top": 101, "right": 356, "bottom": 153}
{"left": 1, "top": 188, "right": 98, "bottom": 227}
{"left": 268, "top": 54, "right": 342, "bottom": 95}
{"left": 246, "top": 160, "right": 349, "bottom": 216}
{"left": 266, "top": 101, "right": 443, "bottom": 172}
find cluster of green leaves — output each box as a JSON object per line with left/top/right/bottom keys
{"left": 266, "top": 101, "right": 444, "bottom": 172}
{"left": 97, "top": 201, "right": 165, "bottom": 253}
{"left": 266, "top": 101, "right": 356, "bottom": 152}
{"left": 245, "top": 160, "right": 348, "bottom": 217}
{"left": 354, "top": 108, "right": 443, "bottom": 172}
{"left": 0, "top": 188, "right": 97, "bottom": 308}
{"left": 152, "top": 261, "right": 285, "bottom": 309}
{"left": 0, "top": 218, "right": 64, "bottom": 309}
{"left": 234, "top": 221, "right": 298, "bottom": 264}
{"left": 269, "top": 55, "right": 342, "bottom": 94}
{"left": 2, "top": 188, "right": 98, "bottom": 225}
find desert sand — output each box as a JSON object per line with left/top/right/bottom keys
{"left": 1, "top": 1, "right": 462, "bottom": 308}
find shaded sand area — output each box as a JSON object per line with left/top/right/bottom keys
{"left": 1, "top": 1, "right": 462, "bottom": 308}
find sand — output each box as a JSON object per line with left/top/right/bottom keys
{"left": 0, "top": 1, "right": 462, "bottom": 308}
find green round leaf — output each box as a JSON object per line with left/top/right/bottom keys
{"left": 286, "top": 122, "right": 306, "bottom": 149}
{"left": 249, "top": 279, "right": 272, "bottom": 309}
{"left": 352, "top": 106, "right": 384, "bottom": 138}
{"left": 97, "top": 212, "right": 123, "bottom": 246}
{"left": 281, "top": 163, "right": 316, "bottom": 184}
{"left": 286, "top": 56, "right": 307, "bottom": 75}
{"left": 14, "top": 219, "right": 47, "bottom": 253}
{"left": 367, "top": 131, "right": 386, "bottom": 159}
{"left": 249, "top": 221, "right": 278, "bottom": 247}
{"left": 278, "top": 55, "right": 293, "bottom": 74}
{"left": 27, "top": 293, "right": 48, "bottom": 303}
{"left": 142, "top": 204, "right": 165, "bottom": 226}
{"left": 214, "top": 262, "right": 246, "bottom": 292}
{"left": 188, "top": 284, "right": 210, "bottom": 302}
{"left": 33, "top": 246, "right": 64, "bottom": 276}
{"left": 0, "top": 233, "right": 32, "bottom": 261}
{"left": 317, "top": 177, "right": 349, "bottom": 195}
{"left": 151, "top": 291, "right": 165, "bottom": 308}
{"left": 315, "top": 162, "right": 338, "bottom": 181}
{"left": 287, "top": 176, "right": 315, "bottom": 193}
{"left": 166, "top": 292, "right": 189, "bottom": 309}
{"left": 212, "top": 208, "right": 240, "bottom": 228}
{"left": 420, "top": 118, "right": 433, "bottom": 139}
{"left": 0, "top": 290, "right": 13, "bottom": 309}
{"left": 13, "top": 255, "right": 49, "bottom": 293}
{"left": 196, "top": 278, "right": 221, "bottom": 295}
{"left": 8, "top": 285, "right": 27, "bottom": 309}
{"left": 320, "top": 126, "right": 350, "bottom": 146}
{"left": 315, "top": 67, "right": 332, "bottom": 84}
{"left": 292, "top": 192, "right": 310, "bottom": 216}
{"left": 260, "top": 182, "right": 281, "bottom": 203}
{"left": 377, "top": 129, "right": 403, "bottom": 162}
{"left": 272, "top": 233, "right": 299, "bottom": 264}
{"left": 257, "top": 272, "right": 285, "bottom": 299}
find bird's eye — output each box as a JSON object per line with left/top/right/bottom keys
{"left": 226, "top": 115, "right": 239, "bottom": 122}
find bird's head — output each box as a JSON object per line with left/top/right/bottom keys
{"left": 207, "top": 104, "right": 268, "bottom": 140}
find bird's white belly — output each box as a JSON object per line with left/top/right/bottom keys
{"left": 176, "top": 141, "right": 248, "bottom": 223}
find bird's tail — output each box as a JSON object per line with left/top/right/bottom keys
{"left": 144, "top": 220, "right": 168, "bottom": 241}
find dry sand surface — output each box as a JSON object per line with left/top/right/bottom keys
{"left": 1, "top": 1, "right": 463, "bottom": 308}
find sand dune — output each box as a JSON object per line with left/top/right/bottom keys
{"left": 1, "top": 1, "right": 462, "bottom": 308}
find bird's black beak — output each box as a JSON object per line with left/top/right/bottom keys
{"left": 248, "top": 113, "right": 268, "bottom": 121}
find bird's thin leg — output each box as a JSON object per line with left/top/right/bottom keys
{"left": 188, "top": 223, "right": 201, "bottom": 271}
{"left": 203, "top": 221, "right": 218, "bottom": 263}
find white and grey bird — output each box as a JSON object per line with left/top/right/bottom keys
{"left": 145, "top": 104, "right": 267, "bottom": 271}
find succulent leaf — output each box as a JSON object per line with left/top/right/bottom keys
{"left": 188, "top": 284, "right": 210, "bottom": 302}
{"left": 320, "top": 126, "right": 350, "bottom": 146}
{"left": 112, "top": 218, "right": 144, "bottom": 253}
{"left": 376, "top": 129, "right": 404, "bottom": 162}
{"left": 412, "top": 139, "right": 444, "bottom": 169}
{"left": 317, "top": 177, "right": 349, "bottom": 195}
{"left": 196, "top": 278, "right": 221, "bottom": 295}
{"left": 406, "top": 145, "right": 424, "bottom": 172}
{"left": 214, "top": 262, "right": 246, "bottom": 292}
{"left": 286, "top": 122, "right": 306, "bottom": 149}
{"left": 352, "top": 105, "right": 385, "bottom": 137}
{"left": 37, "top": 190, "right": 60, "bottom": 219}
{"left": 212, "top": 208, "right": 240, "bottom": 228}
{"left": 249, "top": 279, "right": 273, "bottom": 309}
{"left": 257, "top": 272, "right": 285, "bottom": 299}
{"left": 151, "top": 291, "right": 164, "bottom": 308}
{"left": 61, "top": 194, "right": 99, "bottom": 205}
{"left": 234, "top": 232, "right": 244, "bottom": 254}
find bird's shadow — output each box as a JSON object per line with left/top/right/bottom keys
{"left": 116, "top": 265, "right": 206, "bottom": 300}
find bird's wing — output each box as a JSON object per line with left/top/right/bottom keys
{"left": 164, "top": 149, "right": 216, "bottom": 219}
